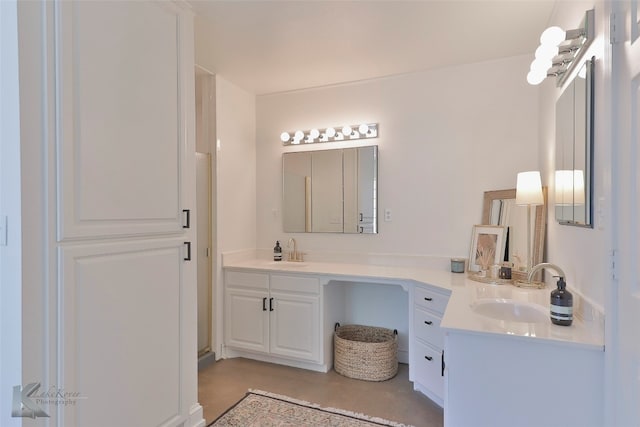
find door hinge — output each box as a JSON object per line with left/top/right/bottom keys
{"left": 610, "top": 13, "right": 621, "bottom": 44}
{"left": 611, "top": 249, "right": 618, "bottom": 281}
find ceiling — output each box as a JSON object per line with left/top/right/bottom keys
{"left": 191, "top": 1, "right": 556, "bottom": 95}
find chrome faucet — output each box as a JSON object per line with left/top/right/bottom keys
{"left": 527, "top": 263, "right": 566, "bottom": 283}
{"left": 287, "top": 238, "right": 303, "bottom": 262}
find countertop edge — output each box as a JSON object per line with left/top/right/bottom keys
{"left": 222, "top": 259, "right": 604, "bottom": 350}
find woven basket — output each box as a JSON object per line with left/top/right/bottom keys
{"left": 334, "top": 324, "right": 398, "bottom": 381}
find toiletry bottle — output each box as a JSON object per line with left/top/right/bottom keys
{"left": 273, "top": 241, "right": 282, "bottom": 261}
{"left": 550, "top": 276, "right": 573, "bottom": 326}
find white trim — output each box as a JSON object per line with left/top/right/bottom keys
{"left": 0, "top": 1, "right": 22, "bottom": 426}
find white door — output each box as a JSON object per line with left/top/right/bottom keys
{"left": 196, "top": 153, "right": 212, "bottom": 356}
{"left": 611, "top": 0, "right": 640, "bottom": 425}
{"left": 17, "top": 1, "right": 200, "bottom": 426}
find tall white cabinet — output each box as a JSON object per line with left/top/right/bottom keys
{"left": 18, "top": 1, "right": 202, "bottom": 426}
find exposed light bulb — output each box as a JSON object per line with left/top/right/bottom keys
{"left": 325, "top": 127, "right": 336, "bottom": 138}
{"left": 527, "top": 69, "right": 546, "bottom": 85}
{"left": 540, "top": 26, "right": 566, "bottom": 46}
{"left": 530, "top": 58, "right": 552, "bottom": 73}
{"left": 535, "top": 44, "right": 559, "bottom": 60}
{"left": 358, "top": 124, "right": 369, "bottom": 135}
{"left": 294, "top": 130, "right": 304, "bottom": 141}
{"left": 341, "top": 125, "right": 352, "bottom": 137}
{"left": 280, "top": 132, "right": 291, "bottom": 143}
{"left": 291, "top": 138, "right": 301, "bottom": 145}
{"left": 309, "top": 129, "right": 320, "bottom": 139}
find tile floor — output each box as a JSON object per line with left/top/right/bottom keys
{"left": 198, "top": 358, "right": 444, "bottom": 427}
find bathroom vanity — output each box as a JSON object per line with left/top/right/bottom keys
{"left": 222, "top": 255, "right": 604, "bottom": 423}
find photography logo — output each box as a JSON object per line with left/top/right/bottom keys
{"left": 12, "top": 383, "right": 50, "bottom": 418}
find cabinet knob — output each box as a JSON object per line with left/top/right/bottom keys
{"left": 424, "top": 355, "right": 433, "bottom": 361}
{"left": 424, "top": 320, "right": 433, "bottom": 325}
{"left": 424, "top": 297, "right": 433, "bottom": 301}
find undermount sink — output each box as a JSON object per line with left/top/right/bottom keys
{"left": 471, "top": 298, "right": 548, "bottom": 323}
{"left": 267, "top": 261, "right": 307, "bottom": 267}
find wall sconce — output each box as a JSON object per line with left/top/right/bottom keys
{"left": 516, "top": 171, "right": 544, "bottom": 272}
{"left": 280, "top": 123, "right": 378, "bottom": 146}
{"left": 527, "top": 9, "right": 594, "bottom": 87}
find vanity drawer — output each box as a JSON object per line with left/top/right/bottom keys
{"left": 414, "top": 286, "right": 449, "bottom": 314}
{"left": 270, "top": 274, "right": 320, "bottom": 294}
{"left": 414, "top": 308, "right": 444, "bottom": 349}
{"left": 413, "top": 339, "right": 444, "bottom": 399}
{"left": 225, "top": 270, "right": 269, "bottom": 290}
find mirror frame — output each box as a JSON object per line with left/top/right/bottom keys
{"left": 555, "top": 57, "right": 594, "bottom": 227}
{"left": 282, "top": 145, "right": 378, "bottom": 234}
{"left": 482, "top": 188, "right": 547, "bottom": 274}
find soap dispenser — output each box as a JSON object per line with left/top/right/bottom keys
{"left": 550, "top": 276, "right": 573, "bottom": 326}
{"left": 273, "top": 241, "right": 282, "bottom": 262}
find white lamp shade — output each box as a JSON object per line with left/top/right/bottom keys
{"left": 516, "top": 171, "right": 544, "bottom": 206}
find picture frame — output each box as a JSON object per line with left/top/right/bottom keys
{"left": 468, "top": 225, "right": 507, "bottom": 272}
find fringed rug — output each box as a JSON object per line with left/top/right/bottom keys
{"left": 209, "top": 389, "right": 414, "bottom": 427}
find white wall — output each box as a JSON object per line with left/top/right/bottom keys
{"left": 256, "top": 55, "right": 540, "bottom": 260}
{"left": 215, "top": 76, "right": 257, "bottom": 254}
{"left": 212, "top": 76, "right": 256, "bottom": 357}
{"left": 539, "top": 0, "right": 609, "bottom": 309}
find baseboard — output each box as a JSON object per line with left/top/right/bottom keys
{"left": 224, "top": 349, "right": 330, "bottom": 373}
{"left": 198, "top": 351, "right": 216, "bottom": 371}
{"left": 185, "top": 403, "right": 205, "bottom": 427}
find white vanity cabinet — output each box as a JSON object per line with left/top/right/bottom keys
{"left": 411, "top": 284, "right": 451, "bottom": 406}
{"left": 445, "top": 331, "right": 604, "bottom": 427}
{"left": 224, "top": 270, "right": 322, "bottom": 365}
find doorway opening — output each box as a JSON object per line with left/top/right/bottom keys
{"left": 195, "top": 65, "right": 216, "bottom": 369}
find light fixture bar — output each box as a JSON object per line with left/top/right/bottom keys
{"left": 281, "top": 123, "right": 378, "bottom": 146}
{"left": 527, "top": 9, "right": 594, "bottom": 86}
{"left": 552, "top": 9, "right": 594, "bottom": 87}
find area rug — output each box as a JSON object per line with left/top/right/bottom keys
{"left": 208, "top": 389, "right": 414, "bottom": 427}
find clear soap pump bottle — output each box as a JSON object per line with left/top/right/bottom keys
{"left": 550, "top": 276, "right": 573, "bottom": 326}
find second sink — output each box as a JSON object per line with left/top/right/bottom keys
{"left": 471, "top": 298, "right": 548, "bottom": 323}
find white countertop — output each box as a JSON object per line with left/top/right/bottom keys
{"left": 223, "top": 258, "right": 604, "bottom": 351}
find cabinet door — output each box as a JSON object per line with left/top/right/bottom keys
{"left": 413, "top": 339, "right": 444, "bottom": 401}
{"left": 269, "top": 291, "right": 320, "bottom": 362}
{"left": 60, "top": 239, "right": 187, "bottom": 427}
{"left": 56, "top": 1, "right": 189, "bottom": 240}
{"left": 225, "top": 288, "right": 269, "bottom": 353}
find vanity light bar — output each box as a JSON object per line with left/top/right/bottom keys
{"left": 527, "top": 9, "right": 594, "bottom": 87}
{"left": 280, "top": 123, "right": 378, "bottom": 145}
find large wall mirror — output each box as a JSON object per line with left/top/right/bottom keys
{"left": 283, "top": 146, "right": 377, "bottom": 233}
{"left": 482, "top": 188, "right": 547, "bottom": 274}
{"left": 555, "top": 57, "right": 594, "bottom": 227}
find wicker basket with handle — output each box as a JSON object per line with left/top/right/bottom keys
{"left": 333, "top": 323, "right": 398, "bottom": 381}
